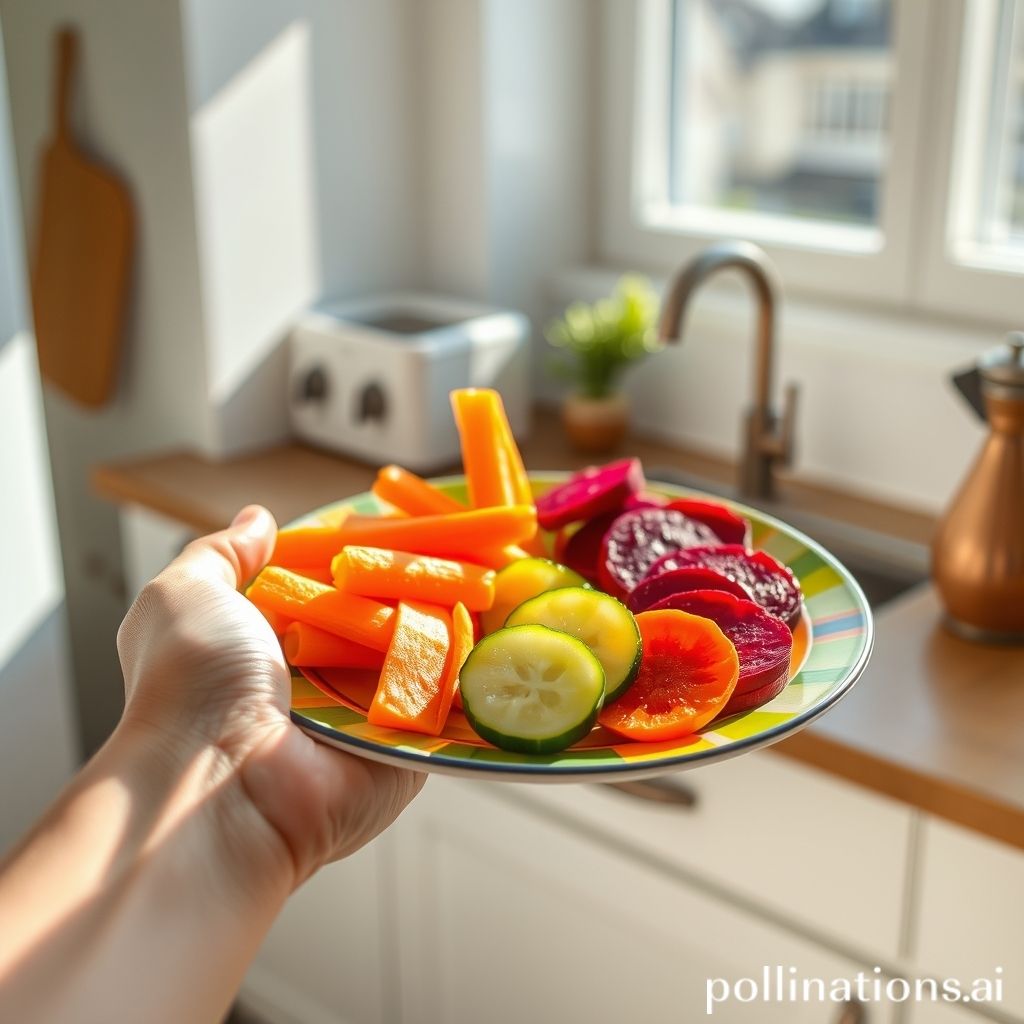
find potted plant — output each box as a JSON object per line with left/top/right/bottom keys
{"left": 546, "top": 275, "right": 661, "bottom": 453}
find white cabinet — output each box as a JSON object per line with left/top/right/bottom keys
{"left": 514, "top": 752, "right": 914, "bottom": 958}
{"left": 914, "top": 818, "right": 1022, "bottom": 1020}
{"left": 242, "top": 845, "right": 394, "bottom": 1024}
{"left": 393, "top": 779, "right": 894, "bottom": 1024}
{"left": 904, "top": 1001, "right": 994, "bottom": 1024}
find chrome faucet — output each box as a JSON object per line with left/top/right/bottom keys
{"left": 658, "top": 240, "right": 798, "bottom": 501}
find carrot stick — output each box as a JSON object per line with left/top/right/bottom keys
{"left": 332, "top": 546, "right": 496, "bottom": 611}
{"left": 372, "top": 465, "right": 466, "bottom": 516}
{"left": 270, "top": 506, "right": 534, "bottom": 568}
{"left": 451, "top": 389, "right": 518, "bottom": 507}
{"left": 374, "top": 464, "right": 531, "bottom": 564}
{"left": 367, "top": 602, "right": 452, "bottom": 734}
{"left": 246, "top": 567, "right": 396, "bottom": 651}
{"left": 259, "top": 607, "right": 292, "bottom": 636}
{"left": 271, "top": 525, "right": 347, "bottom": 570}
{"left": 495, "top": 405, "right": 532, "bottom": 507}
{"left": 287, "top": 565, "right": 334, "bottom": 584}
{"left": 433, "top": 602, "right": 474, "bottom": 733}
{"left": 283, "top": 622, "right": 387, "bottom": 670}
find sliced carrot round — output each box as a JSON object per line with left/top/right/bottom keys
{"left": 597, "top": 609, "right": 739, "bottom": 741}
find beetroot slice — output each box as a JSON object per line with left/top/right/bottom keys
{"left": 665, "top": 499, "right": 751, "bottom": 547}
{"left": 626, "top": 567, "right": 752, "bottom": 614}
{"left": 598, "top": 507, "right": 720, "bottom": 597}
{"left": 644, "top": 544, "right": 803, "bottom": 629}
{"left": 648, "top": 589, "right": 792, "bottom": 716}
{"left": 554, "top": 494, "right": 666, "bottom": 583}
{"left": 556, "top": 511, "right": 617, "bottom": 584}
{"left": 536, "top": 459, "right": 645, "bottom": 530}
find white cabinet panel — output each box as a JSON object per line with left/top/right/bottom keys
{"left": 243, "top": 845, "right": 390, "bottom": 1024}
{"left": 905, "top": 999, "right": 997, "bottom": 1023}
{"left": 915, "top": 818, "right": 1022, "bottom": 1020}
{"left": 120, "top": 505, "right": 198, "bottom": 598}
{"left": 505, "top": 751, "right": 913, "bottom": 958}
{"left": 394, "top": 779, "right": 895, "bottom": 1024}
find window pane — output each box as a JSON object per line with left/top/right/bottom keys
{"left": 974, "top": 0, "right": 1024, "bottom": 251}
{"left": 667, "top": 0, "right": 893, "bottom": 229}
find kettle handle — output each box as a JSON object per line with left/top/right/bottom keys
{"left": 951, "top": 365, "right": 986, "bottom": 422}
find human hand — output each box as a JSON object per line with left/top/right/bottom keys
{"left": 116, "top": 505, "right": 425, "bottom": 889}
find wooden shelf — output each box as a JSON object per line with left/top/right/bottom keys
{"left": 92, "top": 408, "right": 1024, "bottom": 851}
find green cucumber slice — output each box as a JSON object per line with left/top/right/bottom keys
{"left": 460, "top": 625, "right": 605, "bottom": 754}
{"left": 505, "top": 587, "right": 642, "bottom": 701}
{"left": 480, "top": 557, "right": 588, "bottom": 636}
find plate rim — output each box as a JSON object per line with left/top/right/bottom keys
{"left": 289, "top": 473, "right": 874, "bottom": 781}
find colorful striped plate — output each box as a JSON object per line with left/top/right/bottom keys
{"left": 289, "top": 474, "right": 872, "bottom": 782}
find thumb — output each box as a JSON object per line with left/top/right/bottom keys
{"left": 170, "top": 505, "right": 278, "bottom": 590}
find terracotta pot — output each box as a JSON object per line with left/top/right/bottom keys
{"left": 562, "top": 392, "right": 629, "bottom": 453}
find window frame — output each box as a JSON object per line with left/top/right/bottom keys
{"left": 599, "top": 0, "right": 1023, "bottom": 325}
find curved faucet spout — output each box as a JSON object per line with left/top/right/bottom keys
{"left": 658, "top": 240, "right": 797, "bottom": 500}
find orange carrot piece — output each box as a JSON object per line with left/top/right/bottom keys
{"left": 433, "top": 602, "right": 474, "bottom": 733}
{"left": 271, "top": 525, "right": 348, "bottom": 570}
{"left": 331, "top": 546, "right": 496, "bottom": 611}
{"left": 332, "top": 505, "right": 536, "bottom": 560}
{"left": 272, "top": 506, "right": 534, "bottom": 568}
{"left": 451, "top": 389, "right": 518, "bottom": 507}
{"left": 258, "top": 607, "right": 292, "bottom": 635}
{"left": 495, "top": 405, "right": 532, "bottom": 507}
{"left": 367, "top": 602, "right": 452, "bottom": 734}
{"left": 372, "top": 465, "right": 466, "bottom": 516}
{"left": 246, "top": 567, "right": 396, "bottom": 652}
{"left": 287, "top": 564, "right": 334, "bottom": 584}
{"left": 282, "top": 622, "right": 387, "bottom": 670}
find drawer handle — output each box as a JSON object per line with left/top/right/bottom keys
{"left": 603, "top": 778, "right": 699, "bottom": 808}
{"left": 834, "top": 999, "right": 866, "bottom": 1024}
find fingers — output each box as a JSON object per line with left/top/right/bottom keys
{"left": 170, "top": 506, "right": 278, "bottom": 591}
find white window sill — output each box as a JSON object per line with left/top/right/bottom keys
{"left": 544, "top": 266, "right": 992, "bottom": 516}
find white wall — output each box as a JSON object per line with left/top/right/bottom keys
{"left": 0, "top": 24, "right": 77, "bottom": 850}
{"left": 417, "top": 0, "right": 596, "bottom": 388}
{"left": 0, "top": 0, "right": 213, "bottom": 751}
{"left": 182, "top": 0, "right": 423, "bottom": 456}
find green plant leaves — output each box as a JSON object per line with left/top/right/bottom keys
{"left": 545, "top": 275, "right": 661, "bottom": 399}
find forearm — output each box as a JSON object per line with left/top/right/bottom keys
{"left": 0, "top": 721, "right": 293, "bottom": 1023}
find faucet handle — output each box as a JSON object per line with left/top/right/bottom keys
{"left": 777, "top": 381, "right": 798, "bottom": 467}
{"left": 760, "top": 381, "right": 798, "bottom": 466}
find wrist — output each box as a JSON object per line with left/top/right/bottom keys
{"left": 106, "top": 716, "right": 298, "bottom": 903}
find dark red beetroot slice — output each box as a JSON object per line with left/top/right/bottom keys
{"left": 644, "top": 544, "right": 803, "bottom": 629}
{"left": 599, "top": 507, "right": 720, "bottom": 597}
{"left": 554, "top": 494, "right": 665, "bottom": 583}
{"left": 649, "top": 589, "right": 792, "bottom": 716}
{"left": 536, "top": 458, "right": 645, "bottom": 531}
{"left": 626, "top": 566, "right": 752, "bottom": 614}
{"left": 665, "top": 498, "right": 751, "bottom": 547}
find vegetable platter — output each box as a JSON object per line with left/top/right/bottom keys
{"left": 246, "top": 389, "right": 872, "bottom": 782}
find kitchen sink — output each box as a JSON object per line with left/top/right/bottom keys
{"left": 648, "top": 468, "right": 929, "bottom": 610}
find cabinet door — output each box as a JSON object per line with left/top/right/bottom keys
{"left": 241, "top": 844, "right": 392, "bottom": 1024}
{"left": 904, "top": 1001, "right": 995, "bottom": 1024}
{"left": 393, "top": 780, "right": 894, "bottom": 1024}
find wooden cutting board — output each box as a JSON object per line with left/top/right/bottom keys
{"left": 31, "top": 28, "right": 134, "bottom": 409}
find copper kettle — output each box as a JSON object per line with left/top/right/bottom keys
{"left": 932, "top": 333, "right": 1024, "bottom": 642}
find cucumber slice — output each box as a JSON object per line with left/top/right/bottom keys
{"left": 460, "top": 625, "right": 605, "bottom": 754}
{"left": 505, "top": 587, "right": 642, "bottom": 701}
{"left": 480, "top": 557, "right": 588, "bottom": 636}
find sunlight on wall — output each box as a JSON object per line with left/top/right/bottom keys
{"left": 0, "top": 331, "right": 65, "bottom": 667}
{"left": 189, "top": 19, "right": 319, "bottom": 446}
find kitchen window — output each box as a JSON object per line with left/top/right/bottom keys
{"left": 601, "top": 0, "right": 1024, "bottom": 323}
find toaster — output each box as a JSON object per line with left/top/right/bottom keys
{"left": 288, "top": 293, "right": 530, "bottom": 471}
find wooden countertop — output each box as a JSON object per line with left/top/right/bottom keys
{"left": 92, "top": 409, "right": 1024, "bottom": 850}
